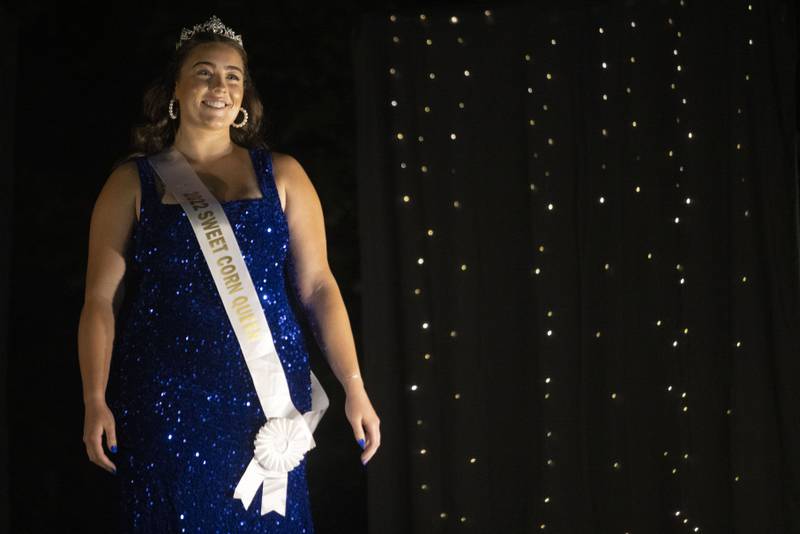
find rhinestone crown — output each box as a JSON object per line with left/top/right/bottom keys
{"left": 176, "top": 15, "right": 244, "bottom": 51}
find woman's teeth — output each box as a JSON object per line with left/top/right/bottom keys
{"left": 203, "top": 101, "right": 227, "bottom": 109}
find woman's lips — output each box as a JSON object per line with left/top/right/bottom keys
{"left": 202, "top": 101, "right": 229, "bottom": 110}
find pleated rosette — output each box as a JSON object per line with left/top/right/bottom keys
{"left": 253, "top": 416, "right": 311, "bottom": 472}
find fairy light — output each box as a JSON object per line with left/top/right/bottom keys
{"left": 378, "top": 3, "right": 753, "bottom": 530}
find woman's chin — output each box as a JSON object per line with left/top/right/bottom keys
{"left": 192, "top": 115, "right": 232, "bottom": 128}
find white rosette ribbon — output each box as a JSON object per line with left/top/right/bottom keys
{"left": 148, "top": 147, "right": 329, "bottom": 518}
{"left": 254, "top": 416, "right": 311, "bottom": 473}
{"left": 232, "top": 414, "right": 317, "bottom": 516}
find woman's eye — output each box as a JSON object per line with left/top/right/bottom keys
{"left": 197, "top": 70, "right": 240, "bottom": 81}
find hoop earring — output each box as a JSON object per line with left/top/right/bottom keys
{"left": 168, "top": 98, "right": 178, "bottom": 120}
{"left": 232, "top": 107, "right": 249, "bottom": 128}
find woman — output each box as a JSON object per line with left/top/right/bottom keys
{"left": 77, "top": 15, "right": 380, "bottom": 532}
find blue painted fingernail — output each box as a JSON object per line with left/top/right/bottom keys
{"left": 110, "top": 445, "right": 117, "bottom": 453}
{"left": 112, "top": 468, "right": 117, "bottom": 474}
{"left": 358, "top": 439, "right": 365, "bottom": 449}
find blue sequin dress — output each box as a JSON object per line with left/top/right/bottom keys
{"left": 107, "top": 145, "right": 316, "bottom": 533}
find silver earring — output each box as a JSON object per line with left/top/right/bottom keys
{"left": 232, "top": 107, "right": 248, "bottom": 128}
{"left": 168, "top": 97, "right": 179, "bottom": 120}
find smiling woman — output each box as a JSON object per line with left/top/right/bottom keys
{"left": 78, "top": 14, "right": 380, "bottom": 534}
{"left": 115, "top": 24, "right": 267, "bottom": 160}
{"left": 174, "top": 47, "right": 245, "bottom": 128}
{"left": 193, "top": 61, "right": 242, "bottom": 110}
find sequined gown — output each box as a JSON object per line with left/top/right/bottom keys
{"left": 107, "top": 145, "right": 316, "bottom": 533}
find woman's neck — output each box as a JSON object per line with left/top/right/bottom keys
{"left": 172, "top": 131, "right": 236, "bottom": 165}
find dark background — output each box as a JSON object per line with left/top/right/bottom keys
{"left": 3, "top": 0, "right": 800, "bottom": 533}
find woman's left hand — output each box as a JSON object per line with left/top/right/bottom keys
{"left": 344, "top": 385, "right": 380, "bottom": 465}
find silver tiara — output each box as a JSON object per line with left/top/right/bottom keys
{"left": 176, "top": 15, "right": 244, "bottom": 51}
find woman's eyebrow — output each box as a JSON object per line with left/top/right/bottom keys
{"left": 192, "top": 61, "right": 243, "bottom": 74}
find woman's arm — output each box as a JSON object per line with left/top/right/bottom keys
{"left": 274, "top": 152, "right": 381, "bottom": 464}
{"left": 301, "top": 272, "right": 363, "bottom": 393}
{"left": 275, "top": 152, "right": 363, "bottom": 393}
{"left": 77, "top": 159, "right": 139, "bottom": 472}
{"left": 79, "top": 160, "right": 138, "bottom": 402}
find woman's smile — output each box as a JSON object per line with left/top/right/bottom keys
{"left": 201, "top": 100, "right": 230, "bottom": 112}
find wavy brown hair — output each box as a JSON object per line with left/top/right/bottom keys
{"left": 112, "top": 31, "right": 270, "bottom": 172}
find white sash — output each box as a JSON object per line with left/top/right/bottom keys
{"left": 148, "top": 146, "right": 329, "bottom": 517}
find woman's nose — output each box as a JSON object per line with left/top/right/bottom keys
{"left": 210, "top": 74, "right": 227, "bottom": 90}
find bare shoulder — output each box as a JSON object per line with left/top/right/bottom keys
{"left": 270, "top": 150, "right": 316, "bottom": 212}
{"left": 105, "top": 159, "right": 141, "bottom": 221}
{"left": 271, "top": 150, "right": 297, "bottom": 184}
{"left": 83, "top": 157, "right": 141, "bottom": 304}
{"left": 109, "top": 158, "right": 140, "bottom": 186}
{"left": 274, "top": 148, "right": 313, "bottom": 175}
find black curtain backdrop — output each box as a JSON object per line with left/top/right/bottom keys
{"left": 355, "top": 1, "right": 800, "bottom": 533}
{"left": 0, "top": 3, "right": 17, "bottom": 533}
{"left": 2, "top": 1, "right": 800, "bottom": 533}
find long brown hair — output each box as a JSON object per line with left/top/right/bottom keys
{"left": 112, "top": 31, "right": 270, "bottom": 171}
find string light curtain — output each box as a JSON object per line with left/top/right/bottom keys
{"left": 354, "top": 1, "right": 800, "bottom": 532}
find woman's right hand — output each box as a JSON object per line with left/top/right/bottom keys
{"left": 83, "top": 398, "right": 118, "bottom": 474}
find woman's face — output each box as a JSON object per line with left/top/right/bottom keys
{"left": 173, "top": 42, "right": 245, "bottom": 130}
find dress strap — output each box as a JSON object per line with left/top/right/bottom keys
{"left": 133, "top": 155, "right": 161, "bottom": 221}
{"left": 251, "top": 146, "right": 268, "bottom": 197}
{"left": 255, "top": 146, "right": 281, "bottom": 212}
